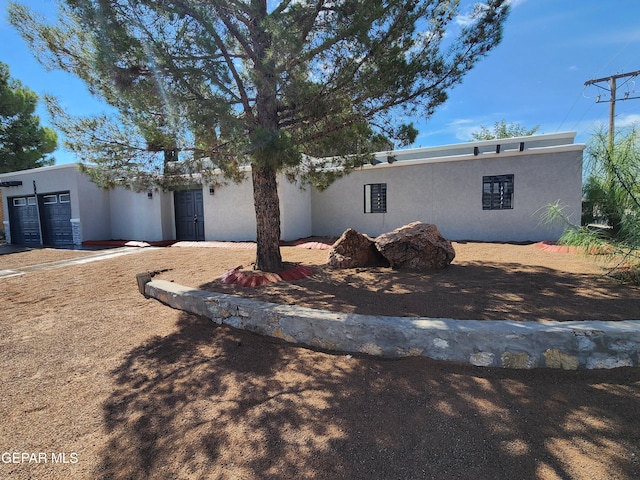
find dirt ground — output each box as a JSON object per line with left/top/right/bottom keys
{"left": 1, "top": 242, "right": 640, "bottom": 479}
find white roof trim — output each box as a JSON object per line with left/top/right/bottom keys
{"left": 0, "top": 162, "right": 81, "bottom": 179}
{"left": 362, "top": 143, "right": 585, "bottom": 171}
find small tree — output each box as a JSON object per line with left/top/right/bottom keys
{"left": 470, "top": 119, "right": 539, "bottom": 141}
{"left": 0, "top": 61, "right": 57, "bottom": 173}
{"left": 547, "top": 127, "right": 640, "bottom": 283}
{"left": 582, "top": 129, "right": 640, "bottom": 234}
{"left": 10, "top": 0, "right": 510, "bottom": 271}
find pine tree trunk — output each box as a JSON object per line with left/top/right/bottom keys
{"left": 252, "top": 163, "right": 283, "bottom": 272}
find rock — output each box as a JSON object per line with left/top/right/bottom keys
{"left": 501, "top": 352, "right": 537, "bottom": 369}
{"left": 586, "top": 354, "right": 633, "bottom": 369}
{"left": 374, "top": 222, "right": 455, "bottom": 270}
{"left": 544, "top": 349, "right": 579, "bottom": 370}
{"left": 327, "top": 228, "right": 387, "bottom": 268}
{"left": 470, "top": 351, "right": 494, "bottom": 367}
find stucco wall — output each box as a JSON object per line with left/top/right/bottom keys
{"left": 0, "top": 189, "right": 4, "bottom": 238}
{"left": 203, "top": 173, "right": 312, "bottom": 242}
{"left": 75, "top": 172, "right": 111, "bottom": 242}
{"left": 279, "top": 177, "right": 312, "bottom": 241}
{"left": 311, "top": 146, "right": 583, "bottom": 241}
{"left": 109, "top": 188, "right": 170, "bottom": 241}
{"left": 160, "top": 192, "right": 175, "bottom": 240}
{"left": 203, "top": 178, "right": 257, "bottom": 241}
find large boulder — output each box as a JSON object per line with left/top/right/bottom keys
{"left": 375, "top": 222, "right": 455, "bottom": 270}
{"left": 327, "top": 228, "right": 388, "bottom": 268}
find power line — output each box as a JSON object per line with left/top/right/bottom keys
{"left": 556, "top": 86, "right": 586, "bottom": 132}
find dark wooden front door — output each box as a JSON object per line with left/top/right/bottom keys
{"left": 174, "top": 189, "right": 205, "bottom": 241}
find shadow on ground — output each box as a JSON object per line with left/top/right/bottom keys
{"left": 200, "top": 261, "right": 640, "bottom": 321}
{"left": 97, "top": 312, "right": 640, "bottom": 479}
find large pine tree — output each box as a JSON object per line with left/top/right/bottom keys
{"left": 10, "top": 0, "right": 509, "bottom": 271}
{"left": 0, "top": 61, "right": 57, "bottom": 173}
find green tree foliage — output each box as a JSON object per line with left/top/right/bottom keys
{"left": 9, "top": 0, "right": 509, "bottom": 271}
{"left": 547, "top": 128, "right": 640, "bottom": 283}
{"left": 470, "top": 119, "right": 539, "bottom": 141}
{"left": 582, "top": 129, "right": 640, "bottom": 234}
{"left": 0, "top": 61, "right": 57, "bottom": 173}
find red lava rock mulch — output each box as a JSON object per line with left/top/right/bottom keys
{"left": 219, "top": 263, "right": 315, "bottom": 287}
{"left": 173, "top": 241, "right": 258, "bottom": 249}
{"left": 534, "top": 241, "right": 581, "bottom": 254}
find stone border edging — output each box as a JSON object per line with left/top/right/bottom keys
{"left": 144, "top": 278, "right": 640, "bottom": 370}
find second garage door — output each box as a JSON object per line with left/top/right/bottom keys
{"left": 40, "top": 192, "right": 73, "bottom": 246}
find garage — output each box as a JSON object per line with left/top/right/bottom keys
{"left": 8, "top": 191, "right": 73, "bottom": 246}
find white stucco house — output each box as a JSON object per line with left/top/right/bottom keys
{"left": 0, "top": 131, "right": 584, "bottom": 247}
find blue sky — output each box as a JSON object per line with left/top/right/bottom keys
{"left": 1, "top": 0, "right": 639, "bottom": 165}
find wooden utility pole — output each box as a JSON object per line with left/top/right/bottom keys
{"left": 585, "top": 69, "right": 640, "bottom": 150}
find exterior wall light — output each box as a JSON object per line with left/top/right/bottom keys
{"left": 209, "top": 186, "right": 215, "bottom": 195}
{"left": 147, "top": 191, "right": 153, "bottom": 199}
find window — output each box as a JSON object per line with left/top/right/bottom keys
{"left": 364, "top": 183, "right": 387, "bottom": 213}
{"left": 13, "top": 197, "right": 26, "bottom": 207}
{"left": 59, "top": 193, "right": 71, "bottom": 203}
{"left": 27, "top": 196, "right": 36, "bottom": 206}
{"left": 483, "top": 175, "right": 514, "bottom": 210}
{"left": 43, "top": 195, "right": 58, "bottom": 204}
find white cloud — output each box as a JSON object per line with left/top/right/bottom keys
{"left": 617, "top": 113, "right": 640, "bottom": 128}
{"left": 443, "top": 118, "right": 485, "bottom": 142}
{"left": 449, "top": 118, "right": 475, "bottom": 126}
{"left": 414, "top": 118, "right": 481, "bottom": 144}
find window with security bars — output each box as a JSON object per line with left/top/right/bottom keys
{"left": 482, "top": 175, "right": 514, "bottom": 210}
{"left": 364, "top": 183, "right": 387, "bottom": 213}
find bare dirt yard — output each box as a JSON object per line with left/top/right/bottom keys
{"left": 1, "top": 242, "right": 640, "bottom": 479}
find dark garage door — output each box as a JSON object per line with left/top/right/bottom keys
{"left": 174, "top": 189, "right": 205, "bottom": 241}
{"left": 40, "top": 193, "right": 73, "bottom": 246}
{"left": 8, "top": 196, "right": 40, "bottom": 246}
{"left": 8, "top": 192, "right": 73, "bottom": 246}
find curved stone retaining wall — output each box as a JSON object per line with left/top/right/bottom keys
{"left": 145, "top": 279, "right": 640, "bottom": 370}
